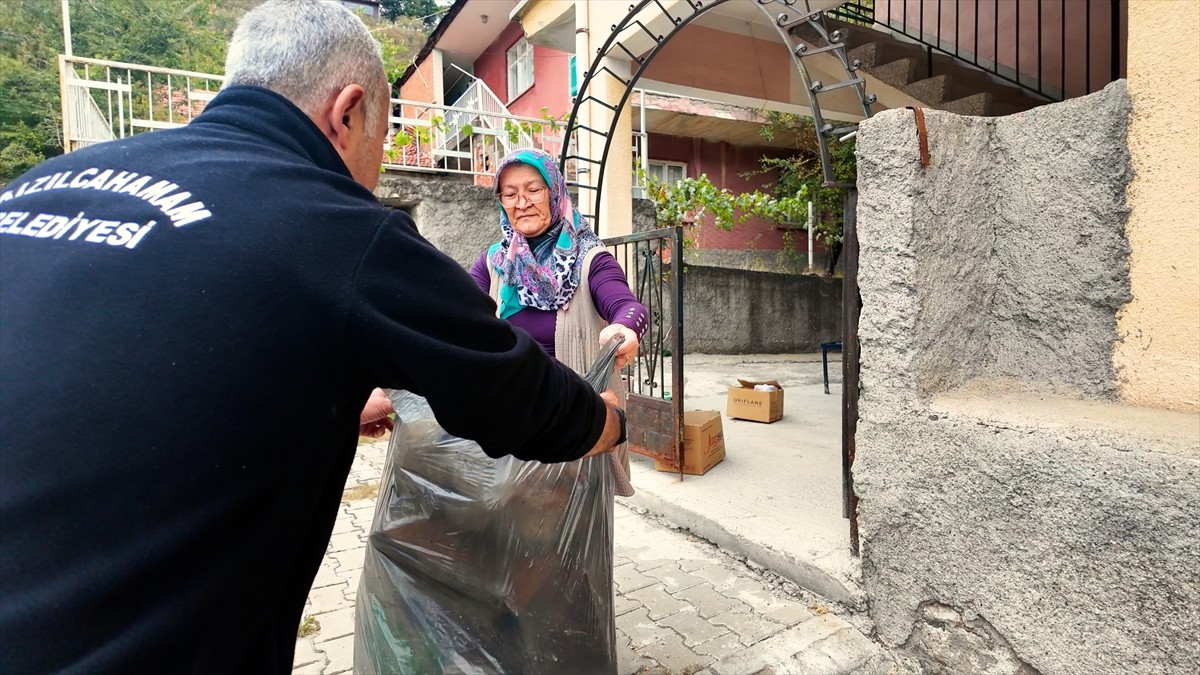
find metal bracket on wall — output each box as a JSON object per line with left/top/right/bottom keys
{"left": 905, "top": 106, "right": 932, "bottom": 167}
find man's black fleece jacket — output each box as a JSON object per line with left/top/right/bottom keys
{"left": 0, "top": 86, "right": 607, "bottom": 674}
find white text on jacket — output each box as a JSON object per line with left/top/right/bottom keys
{"left": 0, "top": 167, "right": 211, "bottom": 228}
{"left": 0, "top": 210, "right": 156, "bottom": 249}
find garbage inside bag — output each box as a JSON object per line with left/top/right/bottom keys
{"left": 353, "top": 338, "right": 625, "bottom": 674}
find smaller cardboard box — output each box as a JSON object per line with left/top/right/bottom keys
{"left": 726, "top": 379, "right": 784, "bottom": 423}
{"left": 655, "top": 410, "right": 725, "bottom": 476}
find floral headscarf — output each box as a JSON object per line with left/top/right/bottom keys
{"left": 488, "top": 148, "right": 601, "bottom": 319}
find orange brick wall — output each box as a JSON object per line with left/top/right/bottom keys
{"left": 399, "top": 57, "right": 437, "bottom": 104}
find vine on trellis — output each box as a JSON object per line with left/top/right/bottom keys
{"left": 640, "top": 111, "right": 857, "bottom": 272}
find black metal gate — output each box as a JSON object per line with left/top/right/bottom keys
{"left": 602, "top": 227, "right": 685, "bottom": 478}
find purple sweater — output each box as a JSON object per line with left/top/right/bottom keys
{"left": 470, "top": 249, "right": 649, "bottom": 357}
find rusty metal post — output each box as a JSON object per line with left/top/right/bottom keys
{"left": 672, "top": 225, "right": 685, "bottom": 480}
{"left": 842, "top": 188, "right": 861, "bottom": 556}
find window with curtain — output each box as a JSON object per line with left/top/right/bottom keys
{"left": 635, "top": 160, "right": 687, "bottom": 199}
{"left": 648, "top": 160, "right": 686, "bottom": 185}
{"left": 507, "top": 37, "right": 534, "bottom": 101}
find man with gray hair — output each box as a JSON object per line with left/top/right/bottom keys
{"left": 0, "top": 1, "right": 626, "bottom": 672}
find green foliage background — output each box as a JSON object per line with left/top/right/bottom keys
{"left": 380, "top": 0, "right": 443, "bottom": 28}
{"left": 642, "top": 111, "right": 856, "bottom": 273}
{"left": 375, "top": 17, "right": 429, "bottom": 84}
{"left": 0, "top": 0, "right": 253, "bottom": 181}
{"left": 0, "top": 0, "right": 430, "bottom": 183}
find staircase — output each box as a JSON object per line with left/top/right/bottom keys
{"left": 64, "top": 70, "right": 117, "bottom": 151}
{"left": 440, "top": 79, "right": 535, "bottom": 161}
{"left": 796, "top": 16, "right": 1046, "bottom": 117}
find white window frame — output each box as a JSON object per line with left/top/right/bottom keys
{"left": 635, "top": 159, "right": 687, "bottom": 198}
{"left": 506, "top": 37, "right": 534, "bottom": 102}
{"left": 647, "top": 160, "right": 687, "bottom": 185}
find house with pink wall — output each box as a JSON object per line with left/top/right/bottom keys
{"left": 392, "top": 0, "right": 838, "bottom": 267}
{"left": 390, "top": 0, "right": 1124, "bottom": 271}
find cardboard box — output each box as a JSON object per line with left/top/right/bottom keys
{"left": 654, "top": 410, "right": 725, "bottom": 476}
{"left": 726, "top": 379, "right": 784, "bottom": 423}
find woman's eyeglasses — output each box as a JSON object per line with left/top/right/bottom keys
{"left": 498, "top": 185, "right": 548, "bottom": 207}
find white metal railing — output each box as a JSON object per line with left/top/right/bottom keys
{"left": 59, "top": 56, "right": 224, "bottom": 152}
{"left": 64, "top": 70, "right": 116, "bottom": 150}
{"left": 56, "top": 55, "right": 572, "bottom": 187}
{"left": 629, "top": 86, "right": 776, "bottom": 198}
{"left": 443, "top": 79, "right": 538, "bottom": 155}
{"left": 384, "top": 96, "right": 566, "bottom": 187}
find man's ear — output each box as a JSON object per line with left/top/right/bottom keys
{"left": 321, "top": 84, "right": 367, "bottom": 152}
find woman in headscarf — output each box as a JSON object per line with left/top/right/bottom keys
{"left": 469, "top": 148, "right": 647, "bottom": 374}
{"left": 355, "top": 149, "right": 648, "bottom": 673}
{"left": 467, "top": 148, "right": 646, "bottom": 668}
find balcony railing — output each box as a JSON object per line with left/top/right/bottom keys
{"left": 383, "top": 93, "right": 565, "bottom": 187}
{"left": 57, "top": 56, "right": 573, "bottom": 186}
{"left": 444, "top": 79, "right": 537, "bottom": 151}
{"left": 59, "top": 56, "right": 224, "bottom": 151}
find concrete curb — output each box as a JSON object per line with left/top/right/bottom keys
{"left": 619, "top": 490, "right": 866, "bottom": 610}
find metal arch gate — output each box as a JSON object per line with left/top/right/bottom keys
{"left": 558, "top": 0, "right": 875, "bottom": 224}
{"left": 559, "top": 0, "right": 873, "bottom": 550}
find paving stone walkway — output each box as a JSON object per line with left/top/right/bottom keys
{"left": 291, "top": 441, "right": 907, "bottom": 675}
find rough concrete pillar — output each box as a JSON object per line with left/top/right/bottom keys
{"left": 853, "top": 83, "right": 1200, "bottom": 674}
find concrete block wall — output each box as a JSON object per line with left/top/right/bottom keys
{"left": 681, "top": 267, "right": 840, "bottom": 354}
{"left": 376, "top": 174, "right": 498, "bottom": 268}
{"left": 853, "top": 82, "right": 1200, "bottom": 673}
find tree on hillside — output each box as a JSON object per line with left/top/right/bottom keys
{"left": 0, "top": 0, "right": 254, "bottom": 182}
{"left": 374, "top": 17, "right": 429, "bottom": 84}
{"left": 380, "top": 0, "right": 443, "bottom": 28}
{"left": 0, "top": 0, "right": 432, "bottom": 183}
{"left": 0, "top": 0, "right": 67, "bottom": 180}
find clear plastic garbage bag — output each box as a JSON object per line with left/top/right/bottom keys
{"left": 353, "top": 339, "right": 624, "bottom": 674}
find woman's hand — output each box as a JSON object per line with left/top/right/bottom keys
{"left": 359, "top": 388, "right": 395, "bottom": 438}
{"left": 598, "top": 324, "right": 639, "bottom": 370}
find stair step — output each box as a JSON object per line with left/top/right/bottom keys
{"left": 927, "top": 65, "right": 1049, "bottom": 109}
{"left": 901, "top": 71, "right": 1042, "bottom": 112}
{"left": 795, "top": 14, "right": 1049, "bottom": 116}
{"left": 869, "top": 57, "right": 918, "bottom": 88}
{"left": 846, "top": 42, "right": 887, "bottom": 69}
{"left": 846, "top": 38, "right": 927, "bottom": 70}
{"left": 903, "top": 73, "right": 960, "bottom": 105}
{"left": 902, "top": 72, "right": 1011, "bottom": 107}
{"left": 940, "top": 92, "right": 994, "bottom": 116}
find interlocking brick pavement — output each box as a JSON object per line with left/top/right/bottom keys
{"left": 291, "top": 440, "right": 908, "bottom": 675}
